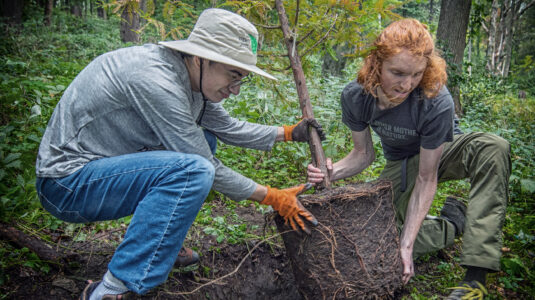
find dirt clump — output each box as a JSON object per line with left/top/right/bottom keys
{"left": 276, "top": 180, "right": 403, "bottom": 299}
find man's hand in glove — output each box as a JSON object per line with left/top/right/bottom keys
{"left": 260, "top": 185, "right": 318, "bottom": 234}
{"left": 283, "top": 118, "right": 326, "bottom": 142}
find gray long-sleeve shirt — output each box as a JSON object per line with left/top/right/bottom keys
{"left": 36, "top": 44, "right": 278, "bottom": 200}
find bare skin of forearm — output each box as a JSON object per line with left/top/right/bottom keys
{"left": 400, "top": 145, "right": 443, "bottom": 250}
{"left": 275, "top": 127, "right": 284, "bottom": 142}
{"left": 331, "top": 148, "right": 374, "bottom": 181}
{"left": 400, "top": 174, "right": 437, "bottom": 249}
{"left": 329, "top": 129, "right": 375, "bottom": 181}
{"left": 399, "top": 145, "right": 444, "bottom": 283}
{"left": 249, "top": 184, "right": 268, "bottom": 202}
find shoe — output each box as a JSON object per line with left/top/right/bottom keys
{"left": 441, "top": 196, "right": 467, "bottom": 236}
{"left": 175, "top": 246, "right": 199, "bottom": 267}
{"left": 79, "top": 280, "right": 131, "bottom": 300}
{"left": 446, "top": 280, "right": 488, "bottom": 300}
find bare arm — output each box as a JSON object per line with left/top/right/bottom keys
{"left": 249, "top": 184, "right": 268, "bottom": 201}
{"left": 400, "top": 144, "right": 444, "bottom": 284}
{"left": 275, "top": 127, "right": 284, "bottom": 142}
{"left": 331, "top": 128, "right": 375, "bottom": 181}
{"left": 308, "top": 128, "right": 375, "bottom": 183}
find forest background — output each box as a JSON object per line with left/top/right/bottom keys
{"left": 0, "top": 0, "right": 534, "bottom": 299}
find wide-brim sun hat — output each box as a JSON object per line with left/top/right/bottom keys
{"left": 159, "top": 8, "right": 276, "bottom": 80}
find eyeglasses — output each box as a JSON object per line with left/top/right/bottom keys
{"left": 228, "top": 75, "right": 252, "bottom": 89}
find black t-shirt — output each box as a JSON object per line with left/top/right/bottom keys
{"left": 341, "top": 81, "right": 461, "bottom": 161}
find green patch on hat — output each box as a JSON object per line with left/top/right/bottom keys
{"left": 248, "top": 34, "right": 257, "bottom": 55}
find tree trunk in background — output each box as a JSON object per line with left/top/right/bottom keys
{"left": 139, "top": 0, "right": 147, "bottom": 25}
{"left": 0, "top": 0, "right": 25, "bottom": 26}
{"left": 70, "top": 4, "right": 82, "bottom": 17}
{"left": 97, "top": 0, "right": 106, "bottom": 19}
{"left": 44, "top": 0, "right": 53, "bottom": 26}
{"left": 467, "top": 37, "right": 472, "bottom": 76}
{"left": 476, "top": 32, "right": 480, "bottom": 61}
{"left": 322, "top": 43, "right": 349, "bottom": 77}
{"left": 429, "top": 0, "right": 434, "bottom": 23}
{"left": 486, "top": 0, "right": 534, "bottom": 77}
{"left": 436, "top": 0, "right": 471, "bottom": 115}
{"left": 120, "top": 0, "right": 141, "bottom": 43}
{"left": 499, "top": 0, "right": 516, "bottom": 77}
{"left": 486, "top": 0, "right": 500, "bottom": 73}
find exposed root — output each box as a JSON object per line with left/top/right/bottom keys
{"left": 163, "top": 231, "right": 292, "bottom": 296}
{"left": 276, "top": 180, "right": 403, "bottom": 299}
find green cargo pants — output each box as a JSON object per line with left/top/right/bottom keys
{"left": 379, "top": 132, "right": 511, "bottom": 271}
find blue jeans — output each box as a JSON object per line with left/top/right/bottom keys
{"left": 36, "top": 131, "right": 217, "bottom": 294}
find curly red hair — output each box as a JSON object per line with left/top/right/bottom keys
{"left": 357, "top": 18, "right": 447, "bottom": 99}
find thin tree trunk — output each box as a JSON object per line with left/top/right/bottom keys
{"left": 429, "top": 0, "right": 434, "bottom": 23}
{"left": 496, "top": 0, "right": 508, "bottom": 75}
{"left": 44, "top": 0, "right": 53, "bottom": 26}
{"left": 476, "top": 32, "right": 480, "bottom": 62}
{"left": 487, "top": 0, "right": 535, "bottom": 76}
{"left": 0, "top": 0, "right": 25, "bottom": 26}
{"left": 503, "top": 0, "right": 521, "bottom": 76}
{"left": 501, "top": 0, "right": 522, "bottom": 77}
{"left": 436, "top": 0, "right": 472, "bottom": 115}
{"left": 275, "top": 0, "right": 331, "bottom": 189}
{"left": 468, "top": 37, "right": 472, "bottom": 76}
{"left": 322, "top": 43, "right": 349, "bottom": 77}
{"left": 486, "top": 0, "right": 500, "bottom": 72}
{"left": 120, "top": 0, "right": 141, "bottom": 43}
{"left": 97, "top": 0, "right": 106, "bottom": 19}
{"left": 70, "top": 4, "right": 82, "bottom": 17}
{"left": 139, "top": 0, "right": 147, "bottom": 25}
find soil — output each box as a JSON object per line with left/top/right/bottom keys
{"left": 1, "top": 201, "right": 303, "bottom": 300}
{"left": 1, "top": 193, "right": 471, "bottom": 300}
{"left": 276, "top": 181, "right": 403, "bottom": 299}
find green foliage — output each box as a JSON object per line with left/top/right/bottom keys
{"left": 106, "top": 0, "right": 200, "bottom": 42}
{"left": 511, "top": 55, "right": 535, "bottom": 95}
{"left": 0, "top": 240, "right": 52, "bottom": 291}
{"left": 223, "top": 0, "right": 402, "bottom": 74}
{"left": 392, "top": 0, "right": 432, "bottom": 22}
{"left": 500, "top": 255, "right": 531, "bottom": 290}
{"left": 513, "top": 4, "right": 535, "bottom": 70}
{"left": 455, "top": 64, "right": 535, "bottom": 298}
{"left": 462, "top": 74, "right": 535, "bottom": 198}
{"left": 0, "top": 11, "right": 122, "bottom": 223}
{"left": 194, "top": 203, "right": 261, "bottom": 245}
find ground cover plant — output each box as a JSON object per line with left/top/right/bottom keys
{"left": 0, "top": 2, "right": 534, "bottom": 299}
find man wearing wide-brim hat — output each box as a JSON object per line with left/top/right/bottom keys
{"left": 35, "top": 8, "right": 322, "bottom": 299}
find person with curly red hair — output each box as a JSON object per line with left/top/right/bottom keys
{"left": 308, "top": 18, "right": 510, "bottom": 299}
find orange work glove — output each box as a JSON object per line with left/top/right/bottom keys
{"left": 260, "top": 185, "right": 318, "bottom": 234}
{"left": 283, "top": 118, "right": 326, "bottom": 142}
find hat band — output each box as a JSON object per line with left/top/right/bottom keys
{"left": 188, "top": 31, "right": 256, "bottom": 65}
